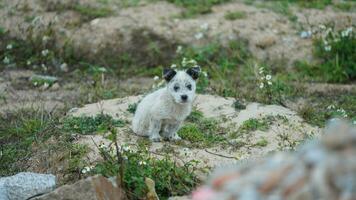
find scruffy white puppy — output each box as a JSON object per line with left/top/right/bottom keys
{"left": 132, "top": 67, "right": 200, "bottom": 142}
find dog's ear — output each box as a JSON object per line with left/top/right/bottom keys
{"left": 186, "top": 66, "right": 201, "bottom": 80}
{"left": 163, "top": 68, "right": 177, "bottom": 82}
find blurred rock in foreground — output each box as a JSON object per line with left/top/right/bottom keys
{"left": 32, "top": 175, "right": 126, "bottom": 200}
{"left": 192, "top": 119, "right": 356, "bottom": 200}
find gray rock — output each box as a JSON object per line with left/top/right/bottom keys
{"left": 0, "top": 172, "right": 56, "bottom": 200}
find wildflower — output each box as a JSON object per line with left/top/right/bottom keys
{"left": 41, "top": 49, "right": 49, "bottom": 56}
{"left": 123, "top": 146, "right": 131, "bottom": 152}
{"left": 319, "top": 24, "right": 326, "bottom": 30}
{"left": 176, "top": 45, "right": 183, "bottom": 54}
{"left": 60, "top": 63, "right": 68, "bottom": 72}
{"left": 138, "top": 161, "right": 147, "bottom": 166}
{"left": 300, "top": 31, "right": 312, "bottom": 39}
{"left": 259, "top": 82, "right": 264, "bottom": 89}
{"left": 41, "top": 64, "right": 47, "bottom": 71}
{"left": 182, "top": 57, "right": 188, "bottom": 66}
{"left": 42, "top": 82, "right": 49, "bottom": 89}
{"left": 267, "top": 81, "right": 272, "bottom": 85}
{"left": 27, "top": 60, "right": 31, "bottom": 66}
{"left": 341, "top": 27, "right": 353, "bottom": 38}
{"left": 200, "top": 23, "right": 209, "bottom": 31}
{"left": 202, "top": 71, "right": 208, "bottom": 77}
{"left": 42, "top": 35, "right": 50, "bottom": 42}
{"left": 324, "top": 45, "right": 331, "bottom": 52}
{"left": 327, "top": 105, "right": 335, "bottom": 110}
{"left": 6, "top": 44, "right": 13, "bottom": 50}
{"left": 153, "top": 76, "right": 159, "bottom": 81}
{"left": 170, "top": 64, "right": 177, "bottom": 68}
{"left": 3, "top": 56, "right": 10, "bottom": 64}
{"left": 81, "top": 166, "right": 94, "bottom": 174}
{"left": 265, "top": 75, "right": 272, "bottom": 80}
{"left": 259, "top": 67, "right": 264, "bottom": 74}
{"left": 194, "top": 32, "right": 204, "bottom": 40}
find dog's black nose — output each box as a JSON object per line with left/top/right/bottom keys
{"left": 181, "top": 95, "right": 188, "bottom": 101}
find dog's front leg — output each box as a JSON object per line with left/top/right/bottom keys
{"left": 167, "top": 123, "right": 182, "bottom": 141}
{"left": 148, "top": 118, "right": 162, "bottom": 142}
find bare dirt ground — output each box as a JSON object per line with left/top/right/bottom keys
{"left": 1, "top": 0, "right": 355, "bottom": 67}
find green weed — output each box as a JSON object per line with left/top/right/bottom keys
{"left": 166, "top": 0, "right": 231, "bottom": 17}
{"left": 224, "top": 11, "right": 247, "bottom": 20}
{"left": 62, "top": 114, "right": 125, "bottom": 135}
{"left": 72, "top": 5, "right": 113, "bottom": 20}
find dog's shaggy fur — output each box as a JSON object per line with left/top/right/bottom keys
{"left": 132, "top": 67, "right": 200, "bottom": 141}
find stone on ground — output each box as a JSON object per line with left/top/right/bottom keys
{"left": 32, "top": 175, "right": 126, "bottom": 200}
{"left": 0, "top": 172, "right": 56, "bottom": 200}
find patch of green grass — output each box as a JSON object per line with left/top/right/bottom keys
{"left": 73, "top": 5, "right": 113, "bottom": 19}
{"left": 224, "top": 10, "right": 247, "bottom": 20}
{"left": 178, "top": 115, "right": 225, "bottom": 147}
{"left": 297, "top": 91, "right": 356, "bottom": 127}
{"left": 186, "top": 109, "right": 204, "bottom": 123}
{"left": 238, "top": 117, "right": 273, "bottom": 133}
{"left": 296, "top": 26, "right": 355, "bottom": 83}
{"left": 94, "top": 145, "right": 199, "bottom": 199}
{"left": 127, "top": 102, "right": 139, "bottom": 114}
{"left": 334, "top": 2, "right": 356, "bottom": 12}
{"left": 62, "top": 114, "right": 125, "bottom": 135}
{"left": 0, "top": 108, "right": 59, "bottom": 175}
{"left": 255, "top": 137, "right": 268, "bottom": 147}
{"left": 166, "top": 0, "right": 231, "bottom": 17}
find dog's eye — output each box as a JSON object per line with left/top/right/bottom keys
{"left": 174, "top": 86, "right": 179, "bottom": 91}
{"left": 187, "top": 84, "right": 192, "bottom": 90}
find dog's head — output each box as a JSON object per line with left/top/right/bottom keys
{"left": 163, "top": 67, "right": 200, "bottom": 104}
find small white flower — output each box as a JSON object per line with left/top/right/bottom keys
{"left": 266, "top": 75, "right": 272, "bottom": 80}
{"left": 176, "top": 45, "right": 183, "bottom": 54}
{"left": 81, "top": 166, "right": 94, "bottom": 174}
{"left": 319, "top": 24, "right": 326, "bottom": 30}
{"left": 202, "top": 71, "right": 208, "bottom": 77}
{"left": 153, "top": 76, "right": 159, "bottom": 81}
{"left": 259, "top": 82, "right": 264, "bottom": 89}
{"left": 6, "top": 44, "right": 13, "bottom": 50}
{"left": 138, "top": 161, "right": 147, "bottom": 166}
{"left": 267, "top": 81, "right": 272, "bottom": 85}
{"left": 300, "top": 31, "right": 312, "bottom": 39}
{"left": 42, "top": 35, "right": 50, "bottom": 42}
{"left": 3, "top": 56, "right": 10, "bottom": 64}
{"left": 259, "top": 67, "right": 264, "bottom": 74}
{"left": 123, "top": 146, "right": 131, "bottom": 152}
{"left": 182, "top": 57, "right": 188, "bottom": 66}
{"left": 200, "top": 23, "right": 209, "bottom": 31}
{"left": 60, "top": 63, "right": 68, "bottom": 72}
{"left": 170, "top": 64, "right": 177, "bottom": 68}
{"left": 27, "top": 60, "right": 31, "bottom": 66}
{"left": 41, "top": 64, "right": 47, "bottom": 71}
{"left": 327, "top": 105, "right": 335, "bottom": 110}
{"left": 41, "top": 49, "right": 49, "bottom": 56}
{"left": 194, "top": 32, "right": 204, "bottom": 40}
{"left": 324, "top": 45, "right": 331, "bottom": 52}
{"left": 42, "top": 82, "right": 49, "bottom": 89}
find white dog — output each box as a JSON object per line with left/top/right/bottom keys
{"left": 132, "top": 67, "right": 200, "bottom": 142}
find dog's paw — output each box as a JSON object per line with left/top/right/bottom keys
{"left": 170, "top": 134, "right": 182, "bottom": 141}
{"left": 149, "top": 135, "right": 162, "bottom": 142}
